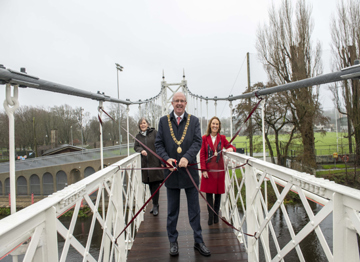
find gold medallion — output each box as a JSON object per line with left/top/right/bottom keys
{"left": 214, "top": 151, "right": 218, "bottom": 156}
{"left": 167, "top": 114, "right": 191, "bottom": 154}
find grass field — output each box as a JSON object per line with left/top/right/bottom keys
{"left": 227, "top": 132, "right": 356, "bottom": 156}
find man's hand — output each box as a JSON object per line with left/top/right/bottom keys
{"left": 178, "top": 157, "right": 188, "bottom": 168}
{"left": 167, "top": 158, "right": 176, "bottom": 171}
{"left": 141, "top": 150, "right": 147, "bottom": 156}
{"left": 202, "top": 171, "right": 209, "bottom": 178}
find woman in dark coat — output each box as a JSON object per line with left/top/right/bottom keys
{"left": 200, "top": 116, "right": 236, "bottom": 225}
{"left": 134, "top": 118, "right": 164, "bottom": 216}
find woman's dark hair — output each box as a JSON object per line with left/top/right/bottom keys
{"left": 205, "top": 116, "right": 221, "bottom": 136}
{"left": 138, "top": 118, "right": 150, "bottom": 130}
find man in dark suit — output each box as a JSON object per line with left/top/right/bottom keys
{"left": 155, "top": 92, "right": 211, "bottom": 257}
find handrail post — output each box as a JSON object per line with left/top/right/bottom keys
{"left": 214, "top": 100, "right": 217, "bottom": 116}
{"left": 3, "top": 83, "right": 19, "bottom": 214}
{"left": 229, "top": 101, "right": 233, "bottom": 139}
{"left": 200, "top": 98, "right": 203, "bottom": 135}
{"left": 261, "top": 99, "right": 266, "bottom": 162}
{"left": 245, "top": 163, "right": 259, "bottom": 261}
{"left": 127, "top": 105, "right": 130, "bottom": 156}
{"left": 98, "top": 101, "right": 104, "bottom": 169}
{"left": 206, "top": 99, "right": 209, "bottom": 127}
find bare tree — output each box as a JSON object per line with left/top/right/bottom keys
{"left": 81, "top": 111, "right": 91, "bottom": 145}
{"left": 104, "top": 103, "right": 129, "bottom": 144}
{"left": 14, "top": 106, "right": 45, "bottom": 150}
{"left": 330, "top": 0, "right": 360, "bottom": 166}
{"left": 256, "top": 0, "right": 325, "bottom": 169}
{"left": 50, "top": 105, "right": 79, "bottom": 144}
{"left": 1, "top": 102, "right": 140, "bottom": 153}
{"left": 135, "top": 102, "right": 162, "bottom": 129}
{"left": 0, "top": 112, "right": 9, "bottom": 151}
{"left": 234, "top": 82, "right": 299, "bottom": 165}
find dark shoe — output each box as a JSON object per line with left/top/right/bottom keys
{"left": 169, "top": 242, "right": 179, "bottom": 256}
{"left": 214, "top": 215, "right": 219, "bottom": 224}
{"left": 150, "top": 206, "right": 154, "bottom": 214}
{"left": 208, "top": 213, "right": 213, "bottom": 225}
{"left": 194, "top": 242, "right": 211, "bottom": 256}
{"left": 153, "top": 205, "right": 159, "bottom": 216}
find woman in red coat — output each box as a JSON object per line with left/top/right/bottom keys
{"left": 200, "top": 116, "right": 236, "bottom": 225}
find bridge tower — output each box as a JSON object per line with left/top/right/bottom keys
{"left": 161, "top": 70, "right": 188, "bottom": 115}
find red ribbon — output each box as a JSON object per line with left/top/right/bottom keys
{"left": 228, "top": 96, "right": 263, "bottom": 145}
{"left": 98, "top": 99, "right": 262, "bottom": 242}
{"left": 184, "top": 168, "right": 256, "bottom": 238}
{"left": 115, "top": 168, "right": 178, "bottom": 244}
{"left": 99, "top": 108, "right": 173, "bottom": 169}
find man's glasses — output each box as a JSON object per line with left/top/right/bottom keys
{"left": 172, "top": 100, "right": 186, "bottom": 103}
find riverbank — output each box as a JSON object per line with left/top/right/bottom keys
{"left": 0, "top": 195, "right": 46, "bottom": 208}
{"left": 0, "top": 195, "right": 106, "bottom": 219}
{"left": 316, "top": 163, "right": 360, "bottom": 189}
{"left": 0, "top": 195, "right": 47, "bottom": 217}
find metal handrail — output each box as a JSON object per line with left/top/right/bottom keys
{"left": 222, "top": 152, "right": 360, "bottom": 261}
{"left": 0, "top": 153, "right": 145, "bottom": 262}
{"left": 0, "top": 144, "right": 134, "bottom": 173}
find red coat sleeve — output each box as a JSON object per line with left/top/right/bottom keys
{"left": 200, "top": 135, "right": 207, "bottom": 170}
{"left": 222, "top": 135, "right": 236, "bottom": 152}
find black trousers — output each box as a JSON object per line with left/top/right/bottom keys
{"left": 206, "top": 193, "right": 221, "bottom": 215}
{"left": 148, "top": 181, "right": 161, "bottom": 206}
{"left": 166, "top": 187, "right": 203, "bottom": 243}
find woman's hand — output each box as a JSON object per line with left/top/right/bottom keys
{"left": 202, "top": 171, "right": 209, "bottom": 178}
{"left": 226, "top": 148, "right": 234, "bottom": 153}
{"left": 141, "top": 150, "right": 147, "bottom": 156}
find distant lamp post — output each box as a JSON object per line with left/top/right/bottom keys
{"left": 70, "top": 126, "right": 73, "bottom": 145}
{"left": 115, "top": 63, "right": 124, "bottom": 155}
{"left": 80, "top": 107, "right": 84, "bottom": 152}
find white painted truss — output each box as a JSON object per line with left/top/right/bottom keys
{"left": 0, "top": 153, "right": 148, "bottom": 262}
{"left": 222, "top": 152, "right": 360, "bottom": 262}
{"left": 1, "top": 150, "right": 360, "bottom": 261}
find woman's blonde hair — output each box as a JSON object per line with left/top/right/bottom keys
{"left": 205, "top": 116, "right": 221, "bottom": 136}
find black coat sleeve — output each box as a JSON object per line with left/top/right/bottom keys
{"left": 134, "top": 134, "right": 144, "bottom": 153}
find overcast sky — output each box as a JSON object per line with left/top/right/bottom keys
{"left": 0, "top": 0, "right": 340, "bottom": 120}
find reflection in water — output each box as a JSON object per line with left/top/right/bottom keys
{"left": 258, "top": 202, "right": 332, "bottom": 262}
{"left": 58, "top": 215, "right": 102, "bottom": 261}
{"left": 1, "top": 214, "right": 102, "bottom": 262}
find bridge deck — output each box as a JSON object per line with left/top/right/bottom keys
{"left": 127, "top": 188, "right": 247, "bottom": 261}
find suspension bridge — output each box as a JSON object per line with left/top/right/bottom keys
{"left": 1, "top": 63, "right": 360, "bottom": 261}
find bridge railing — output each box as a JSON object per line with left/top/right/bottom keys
{"left": 0, "top": 144, "right": 134, "bottom": 174}
{"left": 1, "top": 150, "right": 360, "bottom": 261}
{"left": 0, "top": 153, "right": 147, "bottom": 262}
{"left": 222, "top": 152, "right": 360, "bottom": 262}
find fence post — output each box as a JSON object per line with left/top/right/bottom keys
{"left": 245, "top": 163, "right": 259, "bottom": 261}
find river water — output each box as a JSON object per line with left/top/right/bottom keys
{"left": 0, "top": 203, "right": 337, "bottom": 261}
{"left": 1, "top": 217, "right": 102, "bottom": 262}
{"left": 258, "top": 202, "right": 332, "bottom": 261}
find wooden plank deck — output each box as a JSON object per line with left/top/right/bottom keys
{"left": 127, "top": 188, "right": 248, "bottom": 261}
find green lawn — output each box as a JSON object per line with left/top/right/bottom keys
{"left": 227, "top": 132, "right": 356, "bottom": 156}
{"left": 321, "top": 164, "right": 348, "bottom": 169}
{"left": 316, "top": 168, "right": 356, "bottom": 176}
